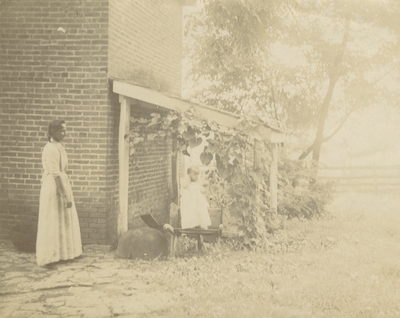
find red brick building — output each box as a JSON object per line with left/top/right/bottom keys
{"left": 1, "top": 0, "right": 284, "bottom": 246}
{"left": 0, "top": 0, "right": 186, "bottom": 244}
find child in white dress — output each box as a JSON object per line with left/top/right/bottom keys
{"left": 180, "top": 166, "right": 212, "bottom": 229}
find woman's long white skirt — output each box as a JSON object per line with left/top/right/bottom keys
{"left": 36, "top": 173, "right": 82, "bottom": 266}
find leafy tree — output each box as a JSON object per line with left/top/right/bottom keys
{"left": 184, "top": 0, "right": 400, "bottom": 162}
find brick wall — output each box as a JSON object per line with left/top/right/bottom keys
{"left": 107, "top": 0, "right": 183, "bottom": 237}
{"left": 127, "top": 104, "right": 173, "bottom": 229}
{"left": 0, "top": 0, "right": 113, "bottom": 244}
{"left": 0, "top": 0, "right": 184, "bottom": 245}
{"left": 108, "top": 0, "right": 183, "bottom": 97}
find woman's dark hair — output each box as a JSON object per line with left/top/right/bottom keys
{"left": 48, "top": 119, "right": 65, "bottom": 141}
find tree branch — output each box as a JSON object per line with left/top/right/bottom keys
{"left": 299, "top": 16, "right": 351, "bottom": 161}
{"left": 311, "top": 15, "right": 351, "bottom": 161}
{"left": 298, "top": 142, "right": 316, "bottom": 160}
{"left": 322, "top": 108, "right": 355, "bottom": 142}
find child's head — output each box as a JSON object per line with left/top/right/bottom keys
{"left": 187, "top": 166, "right": 200, "bottom": 182}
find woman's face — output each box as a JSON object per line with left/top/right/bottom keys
{"left": 52, "top": 123, "right": 67, "bottom": 142}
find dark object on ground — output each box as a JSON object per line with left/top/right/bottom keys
{"left": 10, "top": 223, "right": 37, "bottom": 253}
{"left": 116, "top": 227, "right": 169, "bottom": 260}
{"left": 109, "top": 240, "right": 118, "bottom": 252}
{"left": 140, "top": 214, "right": 163, "bottom": 230}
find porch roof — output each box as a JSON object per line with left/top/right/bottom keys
{"left": 113, "top": 79, "right": 283, "bottom": 238}
{"left": 112, "top": 80, "right": 285, "bottom": 144}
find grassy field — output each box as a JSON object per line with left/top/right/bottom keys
{"left": 126, "top": 191, "right": 400, "bottom": 318}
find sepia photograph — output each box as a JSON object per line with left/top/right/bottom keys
{"left": 1, "top": 0, "right": 399, "bottom": 317}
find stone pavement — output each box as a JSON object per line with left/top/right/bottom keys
{"left": 0, "top": 240, "right": 176, "bottom": 318}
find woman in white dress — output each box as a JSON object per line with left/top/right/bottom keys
{"left": 36, "top": 120, "right": 82, "bottom": 266}
{"left": 180, "top": 166, "right": 212, "bottom": 229}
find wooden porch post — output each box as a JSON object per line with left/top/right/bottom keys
{"left": 118, "top": 95, "right": 130, "bottom": 237}
{"left": 270, "top": 143, "right": 278, "bottom": 214}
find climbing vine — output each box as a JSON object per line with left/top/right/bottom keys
{"left": 126, "top": 107, "right": 275, "bottom": 244}
{"left": 127, "top": 107, "right": 334, "bottom": 247}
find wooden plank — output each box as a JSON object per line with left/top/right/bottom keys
{"left": 319, "top": 175, "right": 375, "bottom": 180}
{"left": 113, "top": 80, "right": 240, "bottom": 128}
{"left": 319, "top": 165, "right": 400, "bottom": 170}
{"left": 140, "top": 214, "right": 162, "bottom": 230}
{"left": 113, "top": 80, "right": 285, "bottom": 144}
{"left": 118, "top": 96, "right": 130, "bottom": 237}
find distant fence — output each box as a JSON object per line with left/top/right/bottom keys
{"left": 318, "top": 165, "right": 400, "bottom": 192}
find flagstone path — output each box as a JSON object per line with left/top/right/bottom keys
{"left": 0, "top": 240, "right": 175, "bottom": 318}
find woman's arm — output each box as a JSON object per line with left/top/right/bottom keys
{"left": 45, "top": 145, "right": 72, "bottom": 208}
{"left": 55, "top": 175, "right": 72, "bottom": 208}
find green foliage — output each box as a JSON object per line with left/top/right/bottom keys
{"left": 127, "top": 108, "right": 274, "bottom": 243}
{"left": 184, "top": 0, "right": 281, "bottom": 116}
{"left": 185, "top": 0, "right": 400, "bottom": 160}
{"left": 277, "top": 158, "right": 335, "bottom": 219}
{"left": 127, "top": 109, "right": 333, "bottom": 248}
{"left": 203, "top": 168, "right": 229, "bottom": 209}
{"left": 204, "top": 155, "right": 336, "bottom": 248}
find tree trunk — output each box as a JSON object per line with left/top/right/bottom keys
{"left": 312, "top": 78, "right": 337, "bottom": 162}
{"left": 299, "top": 16, "right": 351, "bottom": 162}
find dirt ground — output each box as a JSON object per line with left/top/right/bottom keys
{"left": 1, "top": 191, "right": 400, "bottom": 318}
